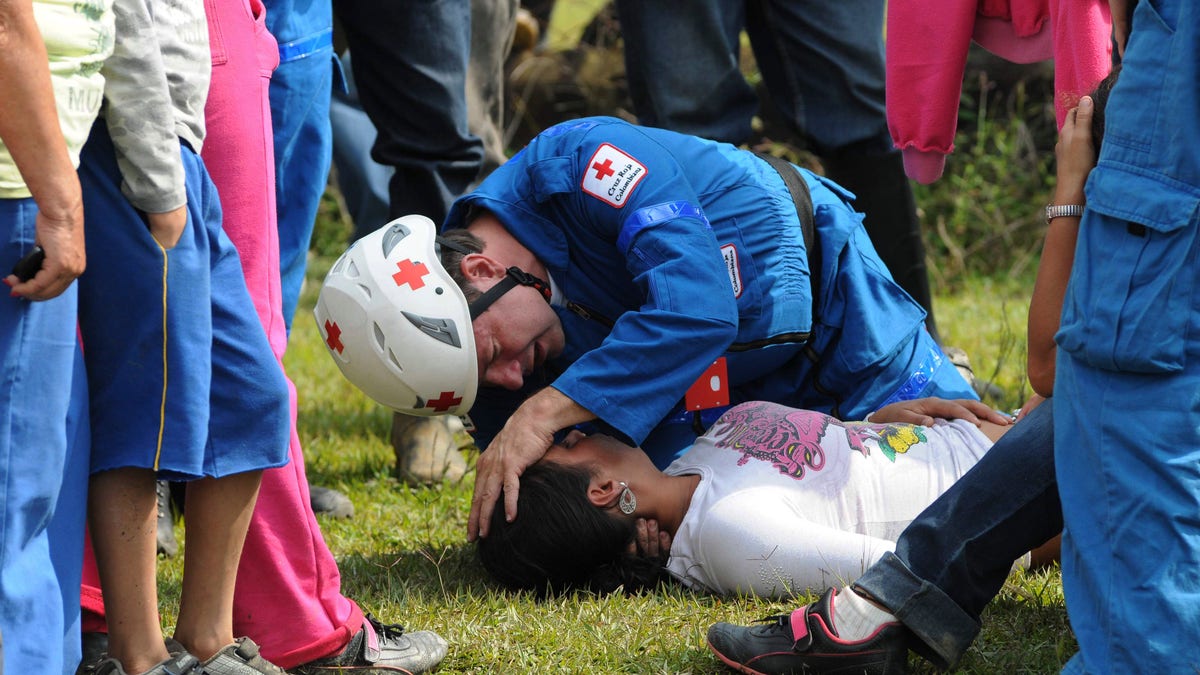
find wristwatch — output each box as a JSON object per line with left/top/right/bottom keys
{"left": 1045, "top": 203, "right": 1085, "bottom": 223}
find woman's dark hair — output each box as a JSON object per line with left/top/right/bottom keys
{"left": 1091, "top": 63, "right": 1121, "bottom": 150}
{"left": 475, "top": 461, "right": 669, "bottom": 595}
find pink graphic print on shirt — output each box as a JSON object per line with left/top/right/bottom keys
{"left": 706, "top": 402, "right": 925, "bottom": 479}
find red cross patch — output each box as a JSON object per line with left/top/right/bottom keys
{"left": 324, "top": 320, "right": 344, "bottom": 354}
{"left": 581, "top": 143, "right": 647, "bottom": 208}
{"left": 392, "top": 259, "right": 430, "bottom": 290}
{"left": 425, "top": 391, "right": 464, "bottom": 413}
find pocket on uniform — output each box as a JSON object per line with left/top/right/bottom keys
{"left": 1057, "top": 205, "right": 1199, "bottom": 373}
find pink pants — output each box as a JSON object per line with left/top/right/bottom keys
{"left": 81, "top": 0, "right": 362, "bottom": 667}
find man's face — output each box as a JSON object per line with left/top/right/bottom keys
{"left": 472, "top": 284, "right": 565, "bottom": 390}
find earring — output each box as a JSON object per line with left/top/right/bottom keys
{"left": 617, "top": 481, "right": 637, "bottom": 515}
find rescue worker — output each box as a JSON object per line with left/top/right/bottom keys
{"left": 316, "top": 116, "right": 977, "bottom": 539}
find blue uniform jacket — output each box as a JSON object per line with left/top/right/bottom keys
{"left": 444, "top": 117, "right": 974, "bottom": 461}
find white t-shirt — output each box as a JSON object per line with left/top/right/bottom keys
{"left": 663, "top": 401, "right": 993, "bottom": 597}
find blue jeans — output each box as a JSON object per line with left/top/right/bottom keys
{"left": 265, "top": 0, "right": 337, "bottom": 331}
{"left": 853, "top": 401, "right": 1061, "bottom": 670}
{"left": 333, "top": 0, "right": 484, "bottom": 224}
{"left": 330, "top": 51, "right": 394, "bottom": 243}
{"left": 0, "top": 199, "right": 88, "bottom": 674}
{"left": 615, "top": 0, "right": 889, "bottom": 153}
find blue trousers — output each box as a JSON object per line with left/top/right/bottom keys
{"left": 615, "top": 0, "right": 890, "bottom": 154}
{"left": 333, "top": 0, "right": 484, "bottom": 224}
{"left": 852, "top": 401, "right": 1061, "bottom": 669}
{"left": 264, "top": 0, "right": 337, "bottom": 331}
{"left": 0, "top": 198, "right": 89, "bottom": 674}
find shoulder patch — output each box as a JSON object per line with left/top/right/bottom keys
{"left": 581, "top": 143, "right": 648, "bottom": 208}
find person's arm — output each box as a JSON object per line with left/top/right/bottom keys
{"left": 866, "top": 397, "right": 1012, "bottom": 427}
{"left": 1027, "top": 97, "right": 1096, "bottom": 396}
{"left": 100, "top": 0, "right": 189, "bottom": 249}
{"left": 686, "top": 490, "right": 894, "bottom": 597}
{"left": 468, "top": 386, "right": 595, "bottom": 539}
{"left": 1109, "top": 0, "right": 1132, "bottom": 58}
{"left": 0, "top": 0, "right": 86, "bottom": 299}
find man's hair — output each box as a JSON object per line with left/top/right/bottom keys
{"left": 475, "top": 461, "right": 669, "bottom": 595}
{"left": 438, "top": 228, "right": 484, "bottom": 303}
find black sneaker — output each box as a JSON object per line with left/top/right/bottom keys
{"left": 706, "top": 588, "right": 910, "bottom": 675}
{"left": 290, "top": 614, "right": 448, "bottom": 674}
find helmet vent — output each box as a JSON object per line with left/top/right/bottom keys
{"left": 345, "top": 259, "right": 361, "bottom": 279}
{"left": 356, "top": 282, "right": 372, "bottom": 300}
{"left": 373, "top": 322, "right": 386, "bottom": 351}
{"left": 387, "top": 348, "right": 404, "bottom": 372}
{"left": 381, "top": 222, "right": 412, "bottom": 257}
{"left": 402, "top": 311, "right": 462, "bottom": 348}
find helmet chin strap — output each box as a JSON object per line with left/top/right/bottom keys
{"left": 468, "top": 266, "right": 552, "bottom": 320}
{"left": 434, "top": 235, "right": 552, "bottom": 319}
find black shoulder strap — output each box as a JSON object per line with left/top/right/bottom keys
{"left": 755, "top": 152, "right": 821, "bottom": 322}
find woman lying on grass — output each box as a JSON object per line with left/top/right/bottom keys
{"left": 477, "top": 398, "right": 1061, "bottom": 597}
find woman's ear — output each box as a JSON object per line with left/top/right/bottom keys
{"left": 587, "top": 478, "right": 620, "bottom": 510}
{"left": 460, "top": 253, "right": 508, "bottom": 287}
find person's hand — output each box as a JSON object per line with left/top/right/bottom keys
{"left": 627, "top": 517, "right": 672, "bottom": 561}
{"left": 467, "top": 406, "right": 560, "bottom": 540}
{"left": 5, "top": 201, "right": 85, "bottom": 301}
{"left": 1014, "top": 393, "right": 1048, "bottom": 422}
{"left": 1109, "top": 0, "right": 1132, "bottom": 58}
{"left": 1054, "top": 97, "right": 1096, "bottom": 205}
{"left": 146, "top": 205, "right": 188, "bottom": 250}
{"left": 868, "top": 397, "right": 1013, "bottom": 427}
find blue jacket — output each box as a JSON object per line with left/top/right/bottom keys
{"left": 444, "top": 117, "right": 974, "bottom": 461}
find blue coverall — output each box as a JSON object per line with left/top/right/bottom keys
{"left": 445, "top": 117, "right": 975, "bottom": 465}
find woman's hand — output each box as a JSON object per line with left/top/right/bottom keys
{"left": 1053, "top": 97, "right": 1096, "bottom": 207}
{"left": 628, "top": 518, "right": 672, "bottom": 561}
{"left": 868, "top": 397, "right": 1013, "bottom": 427}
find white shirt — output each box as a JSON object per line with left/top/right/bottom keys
{"left": 663, "top": 401, "right": 993, "bottom": 597}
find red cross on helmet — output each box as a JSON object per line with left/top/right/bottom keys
{"left": 313, "top": 214, "right": 478, "bottom": 417}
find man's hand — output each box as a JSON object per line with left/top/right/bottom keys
{"left": 147, "top": 205, "right": 187, "bottom": 250}
{"left": 467, "top": 387, "right": 595, "bottom": 540}
{"left": 627, "top": 518, "right": 672, "bottom": 561}
{"left": 6, "top": 201, "right": 86, "bottom": 301}
{"left": 868, "top": 397, "right": 1013, "bottom": 427}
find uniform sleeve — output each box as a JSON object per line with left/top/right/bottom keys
{"left": 550, "top": 126, "right": 740, "bottom": 445}
{"left": 684, "top": 489, "right": 894, "bottom": 597}
{"left": 100, "top": 0, "right": 186, "bottom": 214}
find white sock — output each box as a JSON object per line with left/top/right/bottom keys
{"left": 831, "top": 586, "right": 896, "bottom": 641}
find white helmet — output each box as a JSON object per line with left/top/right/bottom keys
{"left": 314, "top": 215, "right": 478, "bottom": 416}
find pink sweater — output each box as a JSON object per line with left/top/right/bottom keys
{"left": 886, "top": 0, "right": 1112, "bottom": 183}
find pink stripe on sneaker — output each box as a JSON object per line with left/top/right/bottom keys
{"left": 789, "top": 607, "right": 809, "bottom": 642}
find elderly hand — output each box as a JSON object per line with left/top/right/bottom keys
{"left": 6, "top": 202, "right": 86, "bottom": 301}
{"left": 868, "top": 397, "right": 1013, "bottom": 427}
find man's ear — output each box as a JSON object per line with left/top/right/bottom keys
{"left": 460, "top": 253, "right": 508, "bottom": 287}
{"left": 587, "top": 478, "right": 620, "bottom": 510}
